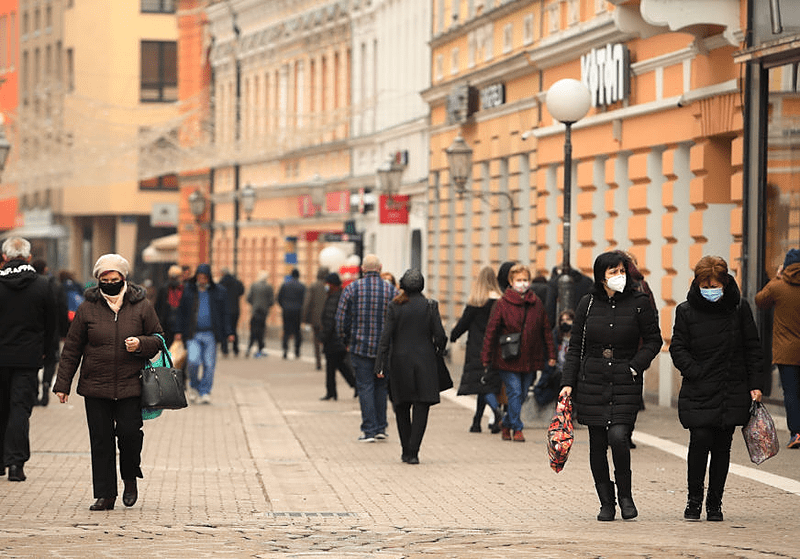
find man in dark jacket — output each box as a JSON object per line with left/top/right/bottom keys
{"left": 277, "top": 268, "right": 306, "bottom": 360}
{"left": 218, "top": 268, "right": 244, "bottom": 358}
{"left": 303, "top": 268, "right": 329, "bottom": 370}
{"left": 0, "top": 237, "right": 57, "bottom": 481}
{"left": 320, "top": 273, "right": 356, "bottom": 400}
{"left": 32, "top": 258, "right": 68, "bottom": 406}
{"left": 154, "top": 264, "right": 184, "bottom": 347}
{"left": 175, "top": 264, "right": 234, "bottom": 405}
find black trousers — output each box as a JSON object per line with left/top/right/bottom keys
{"left": 84, "top": 396, "right": 143, "bottom": 498}
{"left": 221, "top": 312, "right": 240, "bottom": 355}
{"left": 282, "top": 311, "right": 302, "bottom": 356}
{"left": 393, "top": 402, "right": 431, "bottom": 458}
{"left": 324, "top": 350, "right": 356, "bottom": 397}
{"left": 0, "top": 367, "right": 38, "bottom": 467}
{"left": 588, "top": 424, "right": 632, "bottom": 484}
{"left": 687, "top": 426, "right": 735, "bottom": 498}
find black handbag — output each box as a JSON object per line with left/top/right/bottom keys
{"left": 499, "top": 332, "right": 522, "bottom": 360}
{"left": 140, "top": 334, "right": 188, "bottom": 410}
{"left": 499, "top": 302, "right": 528, "bottom": 361}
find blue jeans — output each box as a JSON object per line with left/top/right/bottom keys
{"left": 778, "top": 364, "right": 800, "bottom": 436}
{"left": 351, "top": 353, "right": 388, "bottom": 437}
{"left": 499, "top": 370, "right": 535, "bottom": 432}
{"left": 186, "top": 331, "right": 218, "bottom": 396}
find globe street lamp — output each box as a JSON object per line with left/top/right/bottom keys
{"left": 188, "top": 189, "right": 207, "bottom": 222}
{"left": 545, "top": 78, "right": 591, "bottom": 317}
{"left": 240, "top": 184, "right": 256, "bottom": 220}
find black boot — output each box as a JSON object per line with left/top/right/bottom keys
{"left": 488, "top": 408, "right": 503, "bottom": 434}
{"left": 706, "top": 489, "right": 723, "bottom": 521}
{"left": 595, "top": 482, "right": 616, "bottom": 521}
{"left": 469, "top": 418, "right": 482, "bottom": 433}
{"left": 615, "top": 470, "right": 638, "bottom": 520}
{"left": 684, "top": 483, "right": 703, "bottom": 520}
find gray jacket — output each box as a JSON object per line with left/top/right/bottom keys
{"left": 247, "top": 280, "right": 275, "bottom": 314}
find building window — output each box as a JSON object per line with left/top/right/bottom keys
{"left": 140, "top": 40, "right": 177, "bottom": 102}
{"left": 548, "top": 4, "right": 560, "bottom": 34}
{"left": 450, "top": 48, "right": 459, "bottom": 75}
{"left": 502, "top": 23, "right": 513, "bottom": 54}
{"left": 567, "top": 0, "right": 580, "bottom": 26}
{"left": 141, "top": 0, "right": 175, "bottom": 14}
{"left": 139, "top": 174, "right": 178, "bottom": 190}
{"left": 66, "top": 47, "right": 74, "bottom": 92}
{"left": 435, "top": 54, "right": 443, "bottom": 81}
{"left": 523, "top": 14, "right": 535, "bottom": 45}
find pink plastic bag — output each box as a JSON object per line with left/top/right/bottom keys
{"left": 547, "top": 394, "right": 574, "bottom": 473}
{"left": 742, "top": 401, "right": 779, "bottom": 465}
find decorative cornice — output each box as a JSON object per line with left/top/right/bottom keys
{"left": 421, "top": 52, "right": 532, "bottom": 106}
{"left": 526, "top": 14, "right": 631, "bottom": 70}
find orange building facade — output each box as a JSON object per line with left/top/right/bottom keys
{"left": 424, "top": 0, "right": 755, "bottom": 406}
{"left": 0, "top": 0, "right": 18, "bottom": 232}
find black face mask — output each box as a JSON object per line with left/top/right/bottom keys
{"left": 560, "top": 322, "right": 573, "bottom": 333}
{"left": 99, "top": 280, "right": 124, "bottom": 296}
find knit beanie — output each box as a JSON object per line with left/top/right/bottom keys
{"left": 399, "top": 269, "right": 424, "bottom": 293}
{"left": 325, "top": 272, "right": 342, "bottom": 287}
{"left": 93, "top": 254, "right": 130, "bottom": 279}
{"left": 784, "top": 249, "right": 800, "bottom": 269}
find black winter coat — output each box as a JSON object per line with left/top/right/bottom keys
{"left": 375, "top": 294, "right": 447, "bottom": 405}
{"left": 321, "top": 287, "right": 346, "bottom": 355}
{"left": 451, "top": 297, "right": 501, "bottom": 395}
{"left": 561, "top": 286, "right": 662, "bottom": 427}
{"left": 0, "top": 259, "right": 57, "bottom": 369}
{"left": 670, "top": 279, "right": 764, "bottom": 429}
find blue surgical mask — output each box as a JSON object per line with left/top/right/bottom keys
{"left": 700, "top": 287, "right": 724, "bottom": 303}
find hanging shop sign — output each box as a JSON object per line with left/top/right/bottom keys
{"left": 581, "top": 43, "right": 630, "bottom": 107}
{"left": 480, "top": 83, "right": 505, "bottom": 110}
{"left": 379, "top": 195, "right": 410, "bottom": 225}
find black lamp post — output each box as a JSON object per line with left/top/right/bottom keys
{"left": 545, "top": 78, "right": 591, "bottom": 318}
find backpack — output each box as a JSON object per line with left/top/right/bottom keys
{"left": 64, "top": 282, "right": 84, "bottom": 321}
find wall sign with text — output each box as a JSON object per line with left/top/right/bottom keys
{"left": 480, "top": 83, "right": 505, "bottom": 110}
{"left": 581, "top": 43, "right": 630, "bottom": 107}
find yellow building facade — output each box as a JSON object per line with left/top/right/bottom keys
{"left": 205, "top": 0, "right": 355, "bottom": 299}
{"left": 425, "top": 0, "right": 751, "bottom": 405}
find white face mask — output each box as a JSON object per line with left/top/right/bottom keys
{"left": 606, "top": 274, "right": 626, "bottom": 293}
{"left": 513, "top": 280, "right": 529, "bottom": 294}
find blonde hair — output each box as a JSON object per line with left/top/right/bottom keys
{"left": 468, "top": 266, "right": 502, "bottom": 306}
{"left": 508, "top": 263, "right": 531, "bottom": 283}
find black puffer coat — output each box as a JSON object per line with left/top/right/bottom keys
{"left": 670, "top": 278, "right": 764, "bottom": 429}
{"left": 54, "top": 283, "right": 163, "bottom": 400}
{"left": 561, "top": 286, "right": 662, "bottom": 426}
{"left": 451, "top": 297, "right": 501, "bottom": 395}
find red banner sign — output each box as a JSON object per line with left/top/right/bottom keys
{"left": 379, "top": 195, "right": 410, "bottom": 224}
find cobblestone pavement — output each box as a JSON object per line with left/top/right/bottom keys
{"left": 1, "top": 347, "right": 798, "bottom": 558}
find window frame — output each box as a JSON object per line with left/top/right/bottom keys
{"left": 140, "top": 40, "right": 177, "bottom": 103}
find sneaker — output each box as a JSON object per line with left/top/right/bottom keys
{"left": 187, "top": 388, "right": 198, "bottom": 404}
{"left": 358, "top": 434, "right": 376, "bottom": 443}
{"left": 200, "top": 394, "right": 211, "bottom": 405}
{"left": 513, "top": 430, "right": 525, "bottom": 442}
{"left": 788, "top": 433, "right": 800, "bottom": 449}
{"left": 501, "top": 427, "right": 512, "bottom": 441}
{"left": 375, "top": 432, "right": 387, "bottom": 440}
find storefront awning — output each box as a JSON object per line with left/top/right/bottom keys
{"left": 142, "top": 233, "right": 178, "bottom": 264}
{"left": 0, "top": 223, "right": 68, "bottom": 240}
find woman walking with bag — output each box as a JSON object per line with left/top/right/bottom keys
{"left": 375, "top": 269, "right": 447, "bottom": 464}
{"left": 451, "top": 266, "right": 503, "bottom": 433}
{"left": 560, "top": 251, "right": 661, "bottom": 521}
{"left": 54, "top": 254, "right": 163, "bottom": 511}
{"left": 482, "top": 264, "right": 556, "bottom": 442}
{"left": 670, "top": 256, "right": 764, "bottom": 521}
